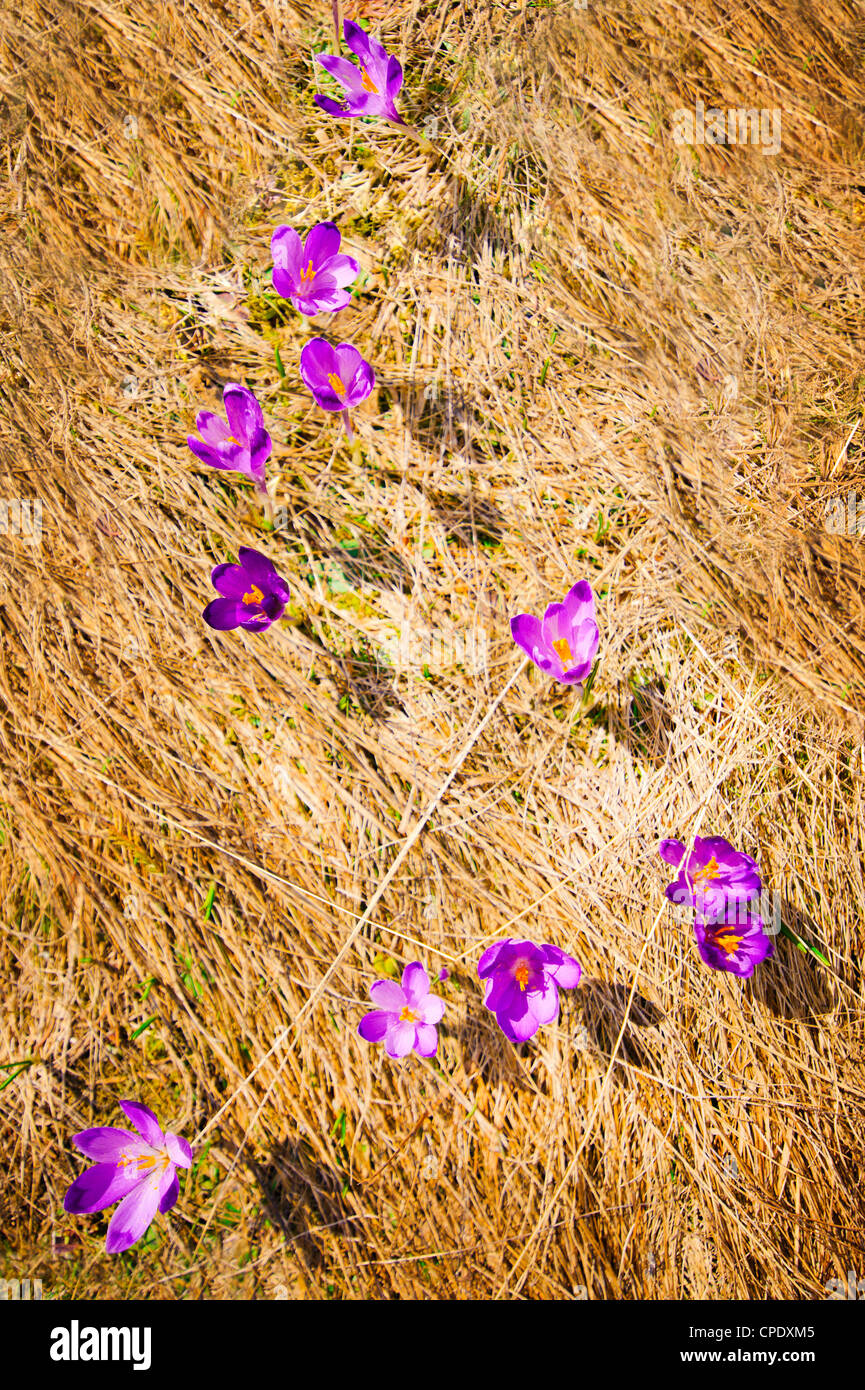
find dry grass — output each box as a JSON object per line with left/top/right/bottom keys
{"left": 1, "top": 0, "right": 864, "bottom": 1299}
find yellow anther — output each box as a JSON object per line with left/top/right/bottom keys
{"left": 551, "top": 637, "right": 573, "bottom": 665}
{"left": 242, "top": 584, "right": 264, "bottom": 606}
{"left": 360, "top": 66, "right": 379, "bottom": 94}
{"left": 327, "top": 372, "right": 346, "bottom": 396}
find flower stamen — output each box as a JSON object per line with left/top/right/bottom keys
{"left": 327, "top": 372, "right": 346, "bottom": 396}
{"left": 299, "top": 259, "right": 316, "bottom": 287}
{"left": 359, "top": 65, "right": 379, "bottom": 94}
{"left": 242, "top": 584, "right": 264, "bottom": 606}
{"left": 551, "top": 637, "right": 573, "bottom": 665}
{"left": 514, "top": 960, "right": 530, "bottom": 992}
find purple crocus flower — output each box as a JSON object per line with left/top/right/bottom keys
{"left": 187, "top": 383, "right": 272, "bottom": 495}
{"left": 357, "top": 962, "right": 445, "bottom": 1058}
{"left": 271, "top": 221, "right": 359, "bottom": 316}
{"left": 314, "top": 20, "right": 405, "bottom": 124}
{"left": 203, "top": 547, "right": 290, "bottom": 632}
{"left": 660, "top": 835, "right": 762, "bottom": 921}
{"left": 478, "top": 939, "right": 582, "bottom": 1043}
{"left": 693, "top": 899, "right": 775, "bottom": 977}
{"left": 63, "top": 1100, "right": 192, "bottom": 1255}
{"left": 510, "top": 580, "right": 600, "bottom": 686}
{"left": 299, "top": 337, "right": 374, "bottom": 440}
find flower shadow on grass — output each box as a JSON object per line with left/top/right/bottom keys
{"left": 743, "top": 899, "right": 834, "bottom": 1021}
{"left": 578, "top": 978, "right": 665, "bottom": 1080}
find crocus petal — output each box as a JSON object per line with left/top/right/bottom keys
{"left": 510, "top": 614, "right": 553, "bottom": 670}
{"left": 194, "top": 411, "right": 234, "bottom": 445}
{"left": 540, "top": 945, "right": 582, "bottom": 989}
{"left": 560, "top": 578, "right": 595, "bottom": 625}
{"left": 304, "top": 221, "right": 342, "bottom": 265}
{"left": 498, "top": 997, "right": 541, "bottom": 1043}
{"left": 164, "top": 1133, "right": 193, "bottom": 1168}
{"left": 63, "top": 1161, "right": 142, "bottom": 1215}
{"left": 271, "top": 224, "right": 304, "bottom": 280}
{"left": 294, "top": 287, "right": 353, "bottom": 315}
{"left": 158, "top": 1171, "right": 180, "bottom": 1215}
{"left": 485, "top": 973, "right": 521, "bottom": 1015}
{"left": 659, "top": 838, "right": 688, "bottom": 867}
{"left": 313, "top": 94, "right": 353, "bottom": 117}
{"left": 477, "top": 939, "right": 515, "bottom": 977}
{"left": 203, "top": 597, "right": 247, "bottom": 630}
{"left": 70, "top": 1127, "right": 139, "bottom": 1162}
{"left": 318, "top": 254, "right": 360, "bottom": 289}
{"left": 119, "top": 1100, "right": 164, "bottom": 1148}
{"left": 315, "top": 52, "right": 370, "bottom": 92}
{"left": 413, "top": 1023, "right": 438, "bottom": 1056}
{"left": 384, "top": 1020, "right": 416, "bottom": 1059}
{"left": 358, "top": 1009, "right": 391, "bottom": 1043}
{"left": 343, "top": 20, "right": 389, "bottom": 66}
{"left": 210, "top": 563, "right": 251, "bottom": 599}
{"left": 105, "top": 1170, "right": 165, "bottom": 1255}
{"left": 369, "top": 979, "right": 406, "bottom": 1011}
{"left": 237, "top": 547, "right": 279, "bottom": 588}
{"left": 417, "top": 994, "right": 445, "bottom": 1025}
{"left": 188, "top": 436, "right": 250, "bottom": 474}
{"left": 401, "top": 962, "right": 429, "bottom": 1005}
{"left": 526, "top": 980, "right": 559, "bottom": 1026}
{"left": 223, "top": 383, "right": 264, "bottom": 447}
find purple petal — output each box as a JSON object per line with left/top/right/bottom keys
{"left": 158, "top": 1171, "right": 180, "bottom": 1214}
{"left": 477, "top": 939, "right": 515, "bottom": 977}
{"left": 413, "top": 1023, "right": 438, "bottom": 1056}
{"left": 119, "top": 1100, "right": 164, "bottom": 1148}
{"left": 237, "top": 547, "right": 279, "bottom": 588}
{"left": 384, "top": 1020, "right": 416, "bottom": 1059}
{"left": 560, "top": 579, "right": 595, "bottom": 625}
{"left": 510, "top": 614, "right": 552, "bottom": 670}
{"left": 417, "top": 994, "right": 445, "bottom": 1025}
{"left": 271, "top": 224, "right": 303, "bottom": 280}
{"left": 203, "top": 597, "right": 247, "bottom": 630}
{"left": 540, "top": 946, "right": 582, "bottom": 989}
{"left": 63, "top": 1161, "right": 142, "bottom": 1215}
{"left": 401, "top": 962, "right": 430, "bottom": 1005}
{"left": 70, "top": 1127, "right": 139, "bottom": 1162}
{"left": 318, "top": 254, "right": 360, "bottom": 290}
{"left": 194, "top": 411, "right": 233, "bottom": 446}
{"left": 526, "top": 980, "right": 559, "bottom": 1026}
{"left": 659, "top": 838, "right": 688, "bottom": 868}
{"left": 358, "top": 1009, "right": 391, "bottom": 1043}
{"left": 223, "top": 383, "right": 264, "bottom": 447}
{"left": 313, "top": 94, "right": 354, "bottom": 118}
{"left": 369, "top": 979, "right": 406, "bottom": 1011}
{"left": 304, "top": 221, "right": 342, "bottom": 265}
{"left": 105, "top": 1170, "right": 167, "bottom": 1254}
{"left": 164, "top": 1133, "right": 193, "bottom": 1168}
{"left": 497, "top": 995, "right": 541, "bottom": 1043}
{"left": 211, "top": 563, "right": 250, "bottom": 599}
{"left": 188, "top": 436, "right": 250, "bottom": 475}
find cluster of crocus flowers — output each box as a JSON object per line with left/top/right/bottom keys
{"left": 357, "top": 962, "right": 445, "bottom": 1057}
{"left": 314, "top": 21, "right": 406, "bottom": 125}
{"left": 477, "top": 939, "right": 582, "bottom": 1043}
{"left": 203, "top": 547, "right": 291, "bottom": 632}
{"left": 63, "top": 1101, "right": 192, "bottom": 1255}
{"left": 660, "top": 835, "right": 774, "bottom": 977}
{"left": 511, "top": 580, "right": 600, "bottom": 687}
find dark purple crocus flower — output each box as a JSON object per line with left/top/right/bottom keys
{"left": 187, "top": 383, "right": 272, "bottom": 495}
{"left": 271, "top": 221, "right": 359, "bottom": 316}
{"left": 357, "top": 962, "right": 445, "bottom": 1058}
{"left": 203, "top": 547, "right": 290, "bottom": 632}
{"left": 299, "top": 337, "right": 374, "bottom": 440}
{"left": 63, "top": 1100, "right": 192, "bottom": 1255}
{"left": 314, "top": 20, "right": 405, "bottom": 124}
{"left": 660, "top": 835, "right": 762, "bottom": 921}
{"left": 510, "top": 580, "right": 600, "bottom": 686}
{"left": 693, "top": 899, "right": 775, "bottom": 977}
{"left": 478, "top": 939, "right": 582, "bottom": 1043}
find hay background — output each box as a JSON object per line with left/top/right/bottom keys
{"left": 1, "top": 0, "right": 864, "bottom": 1298}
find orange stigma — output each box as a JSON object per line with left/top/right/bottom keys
{"left": 693, "top": 856, "right": 721, "bottom": 884}
{"left": 360, "top": 66, "right": 379, "bottom": 94}
{"left": 299, "top": 259, "right": 315, "bottom": 286}
{"left": 242, "top": 584, "right": 264, "bottom": 606}
{"left": 514, "top": 960, "right": 530, "bottom": 992}
{"left": 327, "top": 372, "right": 346, "bottom": 396}
{"left": 712, "top": 931, "right": 743, "bottom": 956}
{"left": 399, "top": 1005, "right": 419, "bottom": 1023}
{"left": 551, "top": 637, "right": 573, "bottom": 665}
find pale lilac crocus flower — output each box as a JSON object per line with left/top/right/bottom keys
{"left": 63, "top": 1100, "right": 193, "bottom": 1254}
{"left": 510, "top": 580, "right": 600, "bottom": 686}
{"left": 271, "top": 221, "right": 359, "bottom": 316}
{"left": 314, "top": 20, "right": 405, "bottom": 125}
{"left": 299, "top": 337, "right": 374, "bottom": 440}
{"left": 187, "top": 382, "right": 272, "bottom": 498}
{"left": 357, "top": 962, "right": 445, "bottom": 1058}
